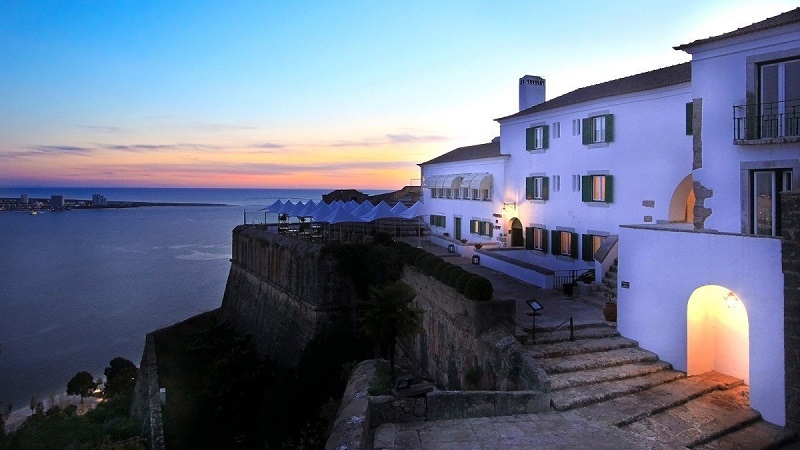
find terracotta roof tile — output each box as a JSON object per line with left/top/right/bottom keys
{"left": 675, "top": 7, "right": 800, "bottom": 51}
{"left": 497, "top": 62, "right": 691, "bottom": 121}
{"left": 419, "top": 141, "right": 504, "bottom": 166}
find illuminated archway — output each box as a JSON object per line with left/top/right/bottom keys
{"left": 687, "top": 285, "right": 749, "bottom": 383}
{"left": 669, "top": 174, "right": 696, "bottom": 223}
{"left": 509, "top": 218, "right": 523, "bottom": 247}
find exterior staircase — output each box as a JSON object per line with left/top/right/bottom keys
{"left": 527, "top": 324, "right": 797, "bottom": 449}
{"left": 596, "top": 257, "right": 618, "bottom": 300}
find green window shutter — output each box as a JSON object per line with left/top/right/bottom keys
{"left": 685, "top": 102, "right": 693, "bottom": 135}
{"left": 526, "top": 127, "right": 536, "bottom": 150}
{"left": 550, "top": 230, "right": 560, "bottom": 255}
{"left": 581, "top": 176, "right": 592, "bottom": 202}
{"left": 470, "top": 219, "right": 477, "bottom": 233}
{"left": 605, "top": 175, "right": 614, "bottom": 203}
{"left": 541, "top": 228, "right": 549, "bottom": 253}
{"left": 543, "top": 125, "right": 550, "bottom": 149}
{"left": 542, "top": 177, "right": 549, "bottom": 201}
{"left": 487, "top": 222, "right": 494, "bottom": 238}
{"left": 582, "top": 118, "right": 592, "bottom": 145}
{"left": 525, "top": 176, "right": 534, "bottom": 200}
{"left": 570, "top": 232, "right": 579, "bottom": 259}
{"left": 604, "top": 114, "right": 614, "bottom": 142}
{"left": 525, "top": 227, "right": 534, "bottom": 250}
{"left": 582, "top": 234, "right": 594, "bottom": 261}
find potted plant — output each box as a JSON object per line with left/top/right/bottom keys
{"left": 474, "top": 243, "right": 483, "bottom": 250}
{"left": 603, "top": 291, "right": 617, "bottom": 322}
{"left": 443, "top": 232, "right": 450, "bottom": 237}
{"left": 579, "top": 270, "right": 595, "bottom": 284}
{"left": 460, "top": 239, "right": 467, "bottom": 244}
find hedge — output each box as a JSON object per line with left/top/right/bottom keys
{"left": 464, "top": 276, "right": 493, "bottom": 302}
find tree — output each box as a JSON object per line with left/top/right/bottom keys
{"left": 66, "top": 371, "right": 96, "bottom": 403}
{"left": 360, "top": 281, "right": 423, "bottom": 377}
{"left": 104, "top": 357, "right": 137, "bottom": 381}
{"left": 103, "top": 357, "right": 138, "bottom": 400}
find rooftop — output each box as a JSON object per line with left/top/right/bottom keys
{"left": 419, "top": 140, "right": 505, "bottom": 166}
{"left": 675, "top": 7, "right": 800, "bottom": 51}
{"left": 496, "top": 62, "right": 691, "bottom": 121}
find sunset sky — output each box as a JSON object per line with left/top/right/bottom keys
{"left": 0, "top": 1, "right": 795, "bottom": 189}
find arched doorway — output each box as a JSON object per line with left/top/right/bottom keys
{"left": 687, "top": 285, "right": 749, "bottom": 384}
{"left": 510, "top": 218, "right": 523, "bottom": 247}
{"left": 669, "top": 174, "right": 696, "bottom": 223}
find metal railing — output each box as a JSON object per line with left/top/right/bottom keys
{"left": 553, "top": 270, "right": 583, "bottom": 288}
{"left": 734, "top": 100, "right": 800, "bottom": 140}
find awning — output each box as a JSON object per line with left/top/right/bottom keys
{"left": 423, "top": 175, "right": 442, "bottom": 188}
{"left": 470, "top": 173, "right": 492, "bottom": 190}
{"left": 441, "top": 174, "right": 460, "bottom": 189}
{"left": 460, "top": 173, "right": 479, "bottom": 189}
{"left": 451, "top": 174, "right": 465, "bottom": 189}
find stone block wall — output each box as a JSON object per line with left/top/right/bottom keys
{"left": 129, "top": 334, "right": 165, "bottom": 450}
{"left": 219, "top": 226, "right": 358, "bottom": 367}
{"left": 398, "top": 269, "right": 548, "bottom": 392}
{"left": 782, "top": 191, "right": 800, "bottom": 430}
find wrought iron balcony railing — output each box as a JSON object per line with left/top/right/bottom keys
{"left": 733, "top": 100, "right": 800, "bottom": 141}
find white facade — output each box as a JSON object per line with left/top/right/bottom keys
{"left": 418, "top": 7, "right": 800, "bottom": 428}
{"left": 499, "top": 80, "right": 693, "bottom": 274}
{"left": 420, "top": 144, "right": 508, "bottom": 246}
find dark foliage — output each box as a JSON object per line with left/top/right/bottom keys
{"left": 66, "top": 371, "right": 96, "bottom": 402}
{"left": 464, "top": 276, "right": 494, "bottom": 301}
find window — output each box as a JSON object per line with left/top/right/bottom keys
{"left": 430, "top": 214, "right": 446, "bottom": 228}
{"left": 469, "top": 219, "right": 493, "bottom": 237}
{"left": 581, "top": 175, "right": 614, "bottom": 203}
{"left": 553, "top": 175, "right": 561, "bottom": 193}
{"left": 525, "top": 176, "right": 549, "bottom": 200}
{"left": 526, "top": 125, "right": 549, "bottom": 150}
{"left": 437, "top": 188, "right": 444, "bottom": 198}
{"left": 572, "top": 119, "right": 581, "bottom": 136}
{"left": 463, "top": 188, "right": 470, "bottom": 199}
{"left": 481, "top": 188, "right": 491, "bottom": 201}
{"left": 445, "top": 188, "right": 452, "bottom": 199}
{"left": 686, "top": 102, "right": 693, "bottom": 136}
{"left": 572, "top": 174, "right": 581, "bottom": 192}
{"left": 759, "top": 59, "right": 800, "bottom": 138}
{"left": 582, "top": 234, "right": 607, "bottom": 261}
{"left": 582, "top": 114, "right": 614, "bottom": 144}
{"left": 550, "top": 230, "right": 578, "bottom": 258}
{"left": 453, "top": 188, "right": 460, "bottom": 199}
{"left": 552, "top": 122, "right": 561, "bottom": 139}
{"left": 525, "top": 226, "right": 548, "bottom": 252}
{"left": 472, "top": 188, "right": 480, "bottom": 200}
{"left": 431, "top": 189, "right": 438, "bottom": 198}
{"left": 752, "top": 169, "right": 792, "bottom": 236}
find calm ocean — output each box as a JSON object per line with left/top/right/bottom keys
{"left": 0, "top": 187, "right": 385, "bottom": 410}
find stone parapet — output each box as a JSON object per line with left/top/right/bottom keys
{"left": 129, "top": 333, "right": 165, "bottom": 450}
{"left": 326, "top": 360, "right": 376, "bottom": 450}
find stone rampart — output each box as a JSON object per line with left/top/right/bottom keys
{"left": 782, "top": 191, "right": 800, "bottom": 430}
{"left": 129, "top": 333, "right": 165, "bottom": 450}
{"left": 398, "top": 268, "right": 549, "bottom": 392}
{"left": 218, "top": 225, "right": 358, "bottom": 367}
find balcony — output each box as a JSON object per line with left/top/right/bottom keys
{"left": 733, "top": 100, "right": 800, "bottom": 144}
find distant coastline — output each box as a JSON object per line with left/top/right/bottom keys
{"left": 0, "top": 197, "right": 228, "bottom": 212}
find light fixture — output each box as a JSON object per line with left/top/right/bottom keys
{"left": 725, "top": 291, "right": 741, "bottom": 309}
{"left": 502, "top": 202, "right": 517, "bottom": 211}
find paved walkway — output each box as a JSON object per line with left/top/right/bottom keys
{"left": 397, "top": 237, "right": 608, "bottom": 330}
{"left": 374, "top": 410, "right": 651, "bottom": 450}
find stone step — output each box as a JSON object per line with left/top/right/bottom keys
{"left": 622, "top": 386, "right": 761, "bottom": 448}
{"left": 692, "top": 419, "right": 798, "bottom": 450}
{"left": 608, "top": 264, "right": 617, "bottom": 273}
{"left": 528, "top": 336, "right": 638, "bottom": 359}
{"left": 539, "top": 347, "right": 660, "bottom": 374}
{"left": 527, "top": 325, "right": 619, "bottom": 345}
{"left": 603, "top": 277, "right": 616, "bottom": 288}
{"left": 605, "top": 270, "right": 618, "bottom": 281}
{"left": 573, "top": 375, "right": 727, "bottom": 427}
{"left": 550, "top": 369, "right": 685, "bottom": 410}
{"left": 549, "top": 360, "right": 672, "bottom": 391}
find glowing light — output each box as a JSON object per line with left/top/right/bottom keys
{"left": 725, "top": 291, "right": 741, "bottom": 309}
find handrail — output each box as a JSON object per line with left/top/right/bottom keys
{"left": 733, "top": 100, "right": 800, "bottom": 140}
{"left": 552, "top": 316, "right": 575, "bottom": 342}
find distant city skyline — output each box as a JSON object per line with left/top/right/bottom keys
{"left": 0, "top": 1, "right": 795, "bottom": 189}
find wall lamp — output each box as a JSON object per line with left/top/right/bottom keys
{"left": 502, "top": 202, "right": 517, "bottom": 212}
{"left": 725, "top": 291, "right": 741, "bottom": 309}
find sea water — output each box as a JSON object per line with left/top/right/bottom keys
{"left": 0, "top": 188, "right": 382, "bottom": 410}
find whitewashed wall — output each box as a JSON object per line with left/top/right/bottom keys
{"left": 618, "top": 225, "right": 785, "bottom": 425}
{"left": 497, "top": 83, "right": 693, "bottom": 272}
{"left": 421, "top": 156, "right": 508, "bottom": 243}
{"left": 687, "top": 27, "right": 800, "bottom": 233}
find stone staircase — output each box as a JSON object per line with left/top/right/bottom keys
{"left": 596, "top": 257, "right": 618, "bottom": 300}
{"left": 527, "top": 324, "right": 797, "bottom": 449}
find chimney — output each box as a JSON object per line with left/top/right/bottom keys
{"left": 519, "top": 75, "right": 545, "bottom": 111}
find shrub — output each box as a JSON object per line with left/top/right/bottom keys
{"left": 372, "top": 231, "right": 393, "bottom": 246}
{"left": 414, "top": 252, "right": 431, "bottom": 269}
{"left": 455, "top": 272, "right": 472, "bottom": 294}
{"left": 405, "top": 247, "right": 425, "bottom": 265}
{"left": 464, "top": 276, "right": 493, "bottom": 302}
{"left": 444, "top": 266, "right": 464, "bottom": 287}
{"left": 433, "top": 261, "right": 453, "bottom": 281}
{"left": 422, "top": 256, "right": 444, "bottom": 276}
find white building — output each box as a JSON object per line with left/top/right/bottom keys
{"left": 419, "top": 8, "right": 800, "bottom": 427}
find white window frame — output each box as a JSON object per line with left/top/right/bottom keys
{"left": 552, "top": 121, "right": 561, "bottom": 139}
{"left": 559, "top": 231, "right": 572, "bottom": 257}
{"left": 572, "top": 119, "right": 581, "bottom": 136}
{"left": 592, "top": 175, "right": 606, "bottom": 202}
{"left": 532, "top": 227, "right": 544, "bottom": 251}
{"left": 592, "top": 116, "right": 606, "bottom": 143}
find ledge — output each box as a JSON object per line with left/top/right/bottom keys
{"left": 734, "top": 135, "right": 800, "bottom": 145}
{"left": 620, "top": 223, "right": 780, "bottom": 239}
